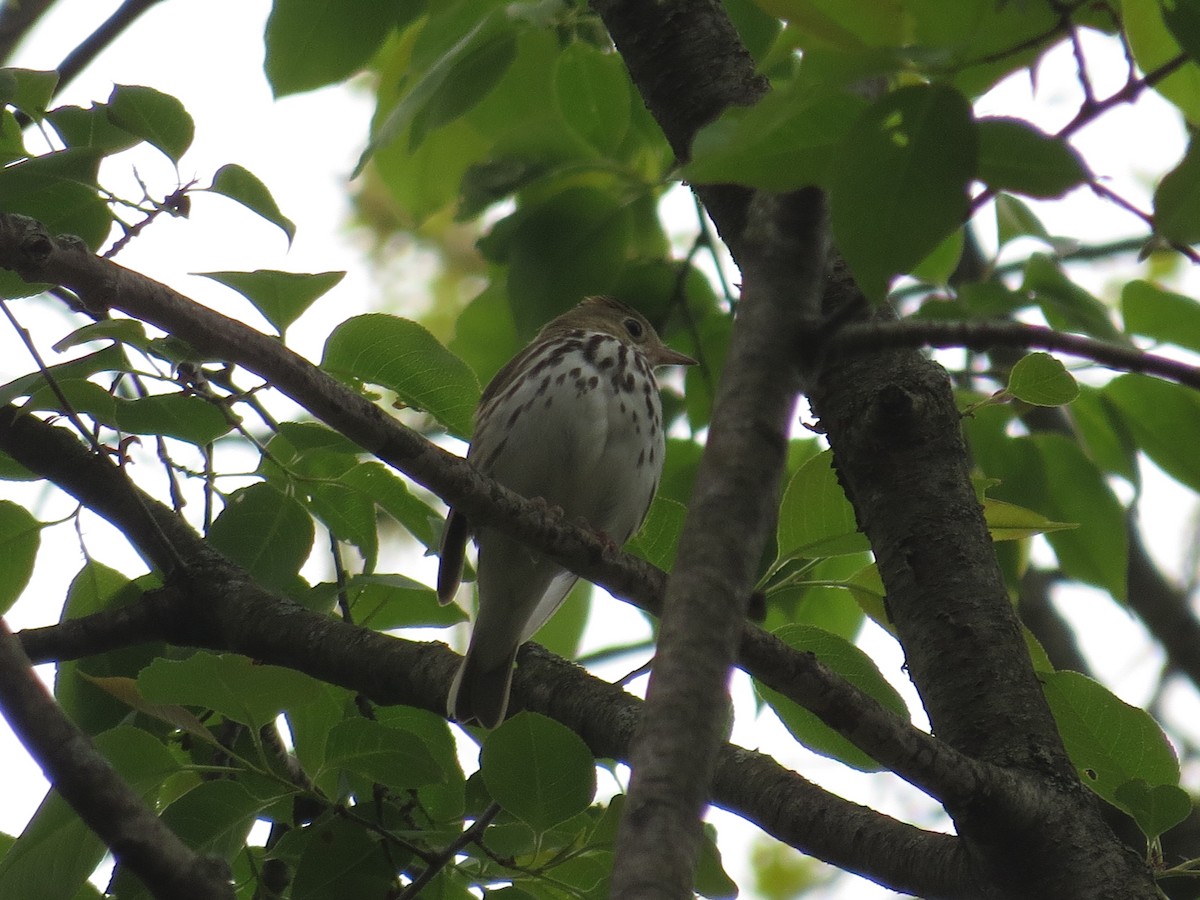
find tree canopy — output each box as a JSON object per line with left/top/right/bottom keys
{"left": 1, "top": 0, "right": 1200, "bottom": 898}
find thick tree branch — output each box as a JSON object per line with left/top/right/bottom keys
{"left": 585, "top": 1, "right": 848, "bottom": 893}
{"left": 0, "top": 616, "right": 233, "bottom": 900}
{"left": 612, "top": 188, "right": 827, "bottom": 895}
{"left": 52, "top": 0, "right": 166, "bottom": 98}
{"left": 0, "top": 214, "right": 1000, "bottom": 816}
{"left": 0, "top": 213, "right": 1007, "bottom": 799}
{"left": 0, "top": 409, "right": 977, "bottom": 898}
{"left": 0, "top": 219, "right": 1152, "bottom": 897}
{"left": 0, "top": 355, "right": 991, "bottom": 823}
{"left": 809, "top": 270, "right": 1155, "bottom": 897}
{"left": 0, "top": 0, "right": 56, "bottom": 64}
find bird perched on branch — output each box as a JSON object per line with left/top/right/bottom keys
{"left": 438, "top": 296, "right": 696, "bottom": 728}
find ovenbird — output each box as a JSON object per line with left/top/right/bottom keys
{"left": 437, "top": 295, "right": 697, "bottom": 727}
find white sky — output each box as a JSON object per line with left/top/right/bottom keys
{"left": 1, "top": 4, "right": 1198, "bottom": 899}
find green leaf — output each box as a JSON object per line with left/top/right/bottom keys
{"left": 339, "top": 462, "right": 442, "bottom": 549}
{"left": 756, "top": 624, "right": 908, "bottom": 771}
{"left": 976, "top": 117, "right": 1088, "bottom": 198}
{"left": 1113, "top": 779, "right": 1192, "bottom": 841}
{"left": 1121, "top": 279, "right": 1200, "bottom": 353}
{"left": 982, "top": 497, "right": 1076, "bottom": 541}
{"left": 53, "top": 319, "right": 152, "bottom": 353}
{"left": 46, "top": 103, "right": 141, "bottom": 154}
{"left": 503, "top": 187, "right": 633, "bottom": 332}
{"left": 695, "top": 823, "right": 739, "bottom": 899}
{"left": 115, "top": 393, "right": 232, "bottom": 445}
{"left": 683, "top": 310, "right": 733, "bottom": 432}
{"left": 54, "top": 564, "right": 164, "bottom": 736}
{"left": 22, "top": 380, "right": 117, "bottom": 432}
{"left": 628, "top": 496, "right": 687, "bottom": 571}
{"left": 105, "top": 85, "right": 193, "bottom": 163}
{"left": 1069, "top": 385, "right": 1139, "bottom": 482}
{"left": 110, "top": 781, "right": 263, "bottom": 896}
{"left": 139, "top": 652, "right": 317, "bottom": 729}
{"left": 319, "top": 718, "right": 444, "bottom": 794}
{"left": 909, "top": 228, "right": 964, "bottom": 287}
{"left": 0, "top": 345, "right": 126, "bottom": 405}
{"left": 0, "top": 68, "right": 58, "bottom": 121}
{"left": 1022, "top": 254, "right": 1124, "bottom": 342}
{"left": 82, "top": 674, "right": 220, "bottom": 749}
{"left": 755, "top": 0, "right": 905, "bottom": 47}
{"left": 685, "top": 83, "right": 866, "bottom": 191}
{"left": 0, "top": 727, "right": 176, "bottom": 900}
{"left": 205, "top": 163, "right": 296, "bottom": 244}
{"left": 481, "top": 712, "right": 596, "bottom": 831}
{"left": 1043, "top": 671, "right": 1181, "bottom": 813}
{"left": 373, "top": 116, "right": 491, "bottom": 224}
{"left": 1005, "top": 352, "right": 1080, "bottom": 406}
{"left": 994, "top": 192, "right": 1057, "bottom": 249}
{"left": 264, "top": 0, "right": 413, "bottom": 97}
{"left": 762, "top": 554, "right": 868, "bottom": 640}
{"left": 263, "top": 420, "right": 362, "bottom": 474}
{"left": 553, "top": 43, "right": 631, "bottom": 156}
{"left": 1123, "top": 0, "right": 1200, "bottom": 124}
{"left": 303, "top": 480, "right": 379, "bottom": 571}
{"left": 0, "top": 501, "right": 41, "bottom": 615}
{"left": 1033, "top": 434, "right": 1127, "bottom": 601}
{"left": 776, "top": 449, "right": 868, "bottom": 560}
{"left": 0, "top": 109, "right": 24, "bottom": 163}
{"left": 0, "top": 150, "right": 111, "bottom": 262}
{"left": 356, "top": 9, "right": 516, "bottom": 169}
{"left": 450, "top": 284, "right": 521, "bottom": 387}
{"left": 1162, "top": 0, "right": 1200, "bottom": 63}
{"left": 528, "top": 578, "right": 591, "bottom": 661}
{"left": 308, "top": 573, "right": 464, "bottom": 628}
{"left": 1105, "top": 373, "right": 1200, "bottom": 493}
{"left": 291, "top": 817, "right": 396, "bottom": 900}
{"left": 322, "top": 313, "right": 481, "bottom": 438}
{"left": 830, "top": 83, "right": 976, "bottom": 300}
{"left": 208, "top": 482, "right": 314, "bottom": 591}
{"left": 197, "top": 269, "right": 343, "bottom": 334}
{"left": 1154, "top": 137, "right": 1200, "bottom": 244}
{"left": 0, "top": 450, "right": 36, "bottom": 482}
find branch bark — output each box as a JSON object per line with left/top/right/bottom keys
{"left": 0, "top": 405, "right": 981, "bottom": 897}
{"left": 0, "top": 616, "right": 234, "bottom": 900}
{"left": 828, "top": 318, "right": 1200, "bottom": 391}
{"left": 0, "top": 212, "right": 1007, "bottom": 816}
{"left": 808, "top": 275, "right": 1155, "bottom": 897}
{"left": 612, "top": 188, "right": 827, "bottom": 895}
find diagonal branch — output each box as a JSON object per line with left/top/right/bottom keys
{"left": 0, "top": 215, "right": 994, "bottom": 820}
{"left": 0, "top": 406, "right": 977, "bottom": 898}
{"left": 0, "top": 616, "right": 234, "bottom": 900}
{"left": 612, "top": 186, "right": 829, "bottom": 895}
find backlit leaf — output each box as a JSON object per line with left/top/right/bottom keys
{"left": 831, "top": 84, "right": 976, "bottom": 300}
{"left": 322, "top": 313, "right": 481, "bottom": 438}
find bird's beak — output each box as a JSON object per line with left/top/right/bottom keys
{"left": 650, "top": 346, "right": 698, "bottom": 368}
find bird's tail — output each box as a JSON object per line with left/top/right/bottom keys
{"left": 448, "top": 643, "right": 519, "bottom": 729}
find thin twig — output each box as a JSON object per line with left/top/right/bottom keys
{"left": 828, "top": 319, "right": 1200, "bottom": 390}
{"left": 396, "top": 803, "right": 502, "bottom": 900}
{"left": 1058, "top": 52, "right": 1191, "bottom": 139}
{"left": 0, "top": 615, "right": 235, "bottom": 899}
{"left": 0, "top": 298, "right": 105, "bottom": 454}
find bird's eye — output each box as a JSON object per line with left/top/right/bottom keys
{"left": 623, "top": 317, "right": 644, "bottom": 339}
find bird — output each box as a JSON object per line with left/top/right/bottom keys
{"left": 437, "top": 295, "right": 697, "bottom": 728}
